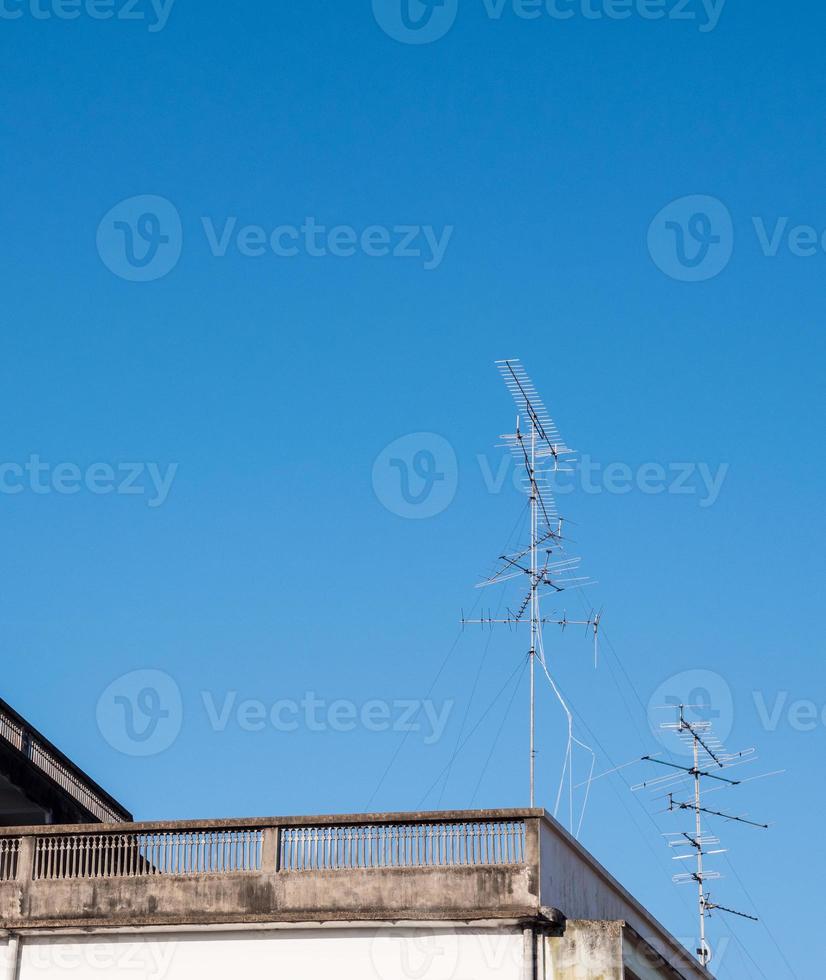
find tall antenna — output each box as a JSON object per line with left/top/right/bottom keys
{"left": 635, "top": 705, "right": 768, "bottom": 968}
{"left": 462, "top": 359, "right": 600, "bottom": 816}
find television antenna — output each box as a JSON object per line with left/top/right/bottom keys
{"left": 462, "top": 359, "right": 600, "bottom": 823}
{"left": 635, "top": 705, "right": 768, "bottom": 968}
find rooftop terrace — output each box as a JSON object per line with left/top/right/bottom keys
{"left": 0, "top": 808, "right": 711, "bottom": 980}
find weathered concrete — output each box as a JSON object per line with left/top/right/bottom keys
{"left": 545, "top": 921, "right": 623, "bottom": 980}
{"left": 0, "top": 808, "right": 536, "bottom": 836}
{"left": 2, "top": 865, "right": 540, "bottom": 930}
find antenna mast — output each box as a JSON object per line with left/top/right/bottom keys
{"left": 636, "top": 705, "right": 767, "bottom": 968}
{"left": 528, "top": 416, "right": 537, "bottom": 806}
{"left": 463, "top": 360, "right": 600, "bottom": 813}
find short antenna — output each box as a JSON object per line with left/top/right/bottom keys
{"left": 636, "top": 705, "right": 771, "bottom": 968}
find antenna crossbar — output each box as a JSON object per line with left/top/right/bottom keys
{"left": 704, "top": 899, "right": 758, "bottom": 923}
{"left": 641, "top": 755, "right": 741, "bottom": 785}
{"left": 668, "top": 793, "right": 769, "bottom": 829}
{"left": 678, "top": 709, "right": 725, "bottom": 767}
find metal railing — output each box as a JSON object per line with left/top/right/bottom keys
{"left": 34, "top": 829, "right": 263, "bottom": 880}
{"left": 0, "top": 814, "right": 532, "bottom": 883}
{"left": 279, "top": 819, "right": 525, "bottom": 871}
{"left": 28, "top": 741, "right": 124, "bottom": 824}
{"left": 0, "top": 709, "right": 23, "bottom": 751}
{"left": 0, "top": 703, "right": 126, "bottom": 824}
{"left": 0, "top": 838, "right": 19, "bottom": 881}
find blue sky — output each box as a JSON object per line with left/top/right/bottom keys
{"left": 1, "top": 1, "right": 823, "bottom": 977}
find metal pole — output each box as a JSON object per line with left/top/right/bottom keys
{"left": 529, "top": 422, "right": 537, "bottom": 807}
{"left": 693, "top": 725, "right": 708, "bottom": 967}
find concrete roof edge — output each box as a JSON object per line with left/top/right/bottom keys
{"left": 0, "top": 697, "right": 132, "bottom": 822}
{"left": 0, "top": 807, "right": 544, "bottom": 836}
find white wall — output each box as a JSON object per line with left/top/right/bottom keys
{"left": 15, "top": 926, "right": 525, "bottom": 980}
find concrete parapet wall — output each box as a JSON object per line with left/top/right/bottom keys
{"left": 1, "top": 865, "right": 539, "bottom": 930}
